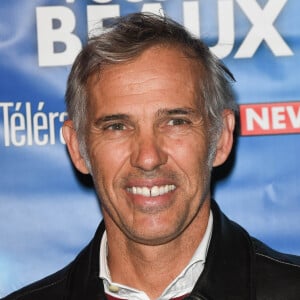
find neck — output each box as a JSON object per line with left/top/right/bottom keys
{"left": 104, "top": 200, "right": 210, "bottom": 300}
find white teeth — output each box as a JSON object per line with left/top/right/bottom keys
{"left": 142, "top": 187, "right": 150, "bottom": 197}
{"left": 151, "top": 186, "right": 160, "bottom": 197}
{"left": 159, "top": 186, "right": 165, "bottom": 195}
{"left": 127, "top": 185, "right": 176, "bottom": 197}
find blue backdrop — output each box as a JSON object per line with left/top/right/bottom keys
{"left": 1, "top": 0, "right": 299, "bottom": 297}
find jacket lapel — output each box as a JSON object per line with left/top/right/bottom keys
{"left": 190, "top": 200, "right": 256, "bottom": 300}
{"left": 67, "top": 222, "right": 107, "bottom": 300}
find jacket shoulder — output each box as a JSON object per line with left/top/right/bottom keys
{"left": 1, "top": 264, "right": 71, "bottom": 300}
{"left": 2, "top": 222, "right": 105, "bottom": 300}
{"left": 253, "top": 238, "right": 300, "bottom": 300}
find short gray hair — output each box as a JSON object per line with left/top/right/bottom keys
{"left": 65, "top": 12, "right": 237, "bottom": 161}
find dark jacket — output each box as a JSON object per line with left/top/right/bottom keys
{"left": 3, "top": 200, "right": 300, "bottom": 300}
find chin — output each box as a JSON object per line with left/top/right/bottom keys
{"left": 125, "top": 222, "right": 185, "bottom": 246}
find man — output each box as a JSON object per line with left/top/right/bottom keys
{"left": 3, "top": 12, "right": 300, "bottom": 300}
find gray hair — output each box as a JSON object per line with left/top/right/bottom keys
{"left": 65, "top": 12, "right": 237, "bottom": 164}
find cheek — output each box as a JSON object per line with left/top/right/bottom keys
{"left": 169, "top": 136, "right": 209, "bottom": 169}
{"left": 88, "top": 139, "right": 131, "bottom": 183}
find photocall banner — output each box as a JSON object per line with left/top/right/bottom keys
{"left": 0, "top": 0, "right": 299, "bottom": 297}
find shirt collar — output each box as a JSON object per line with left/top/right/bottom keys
{"left": 99, "top": 211, "right": 213, "bottom": 300}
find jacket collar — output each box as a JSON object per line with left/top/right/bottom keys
{"left": 68, "top": 221, "right": 105, "bottom": 300}
{"left": 69, "top": 200, "right": 256, "bottom": 300}
{"left": 191, "top": 200, "right": 256, "bottom": 300}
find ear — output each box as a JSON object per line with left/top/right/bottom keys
{"left": 213, "top": 110, "right": 235, "bottom": 167}
{"left": 62, "top": 120, "right": 89, "bottom": 174}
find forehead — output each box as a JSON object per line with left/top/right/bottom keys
{"left": 86, "top": 46, "right": 205, "bottom": 111}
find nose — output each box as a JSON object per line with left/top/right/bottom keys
{"left": 130, "top": 130, "right": 168, "bottom": 171}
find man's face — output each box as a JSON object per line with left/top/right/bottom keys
{"left": 79, "top": 46, "right": 219, "bottom": 245}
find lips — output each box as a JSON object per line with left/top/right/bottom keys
{"left": 127, "top": 184, "right": 176, "bottom": 197}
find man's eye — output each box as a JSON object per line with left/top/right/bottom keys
{"left": 105, "top": 123, "right": 126, "bottom": 131}
{"left": 167, "top": 119, "right": 190, "bottom": 126}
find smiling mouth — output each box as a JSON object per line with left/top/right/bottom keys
{"left": 126, "top": 185, "right": 176, "bottom": 197}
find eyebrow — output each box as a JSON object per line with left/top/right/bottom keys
{"left": 95, "top": 107, "right": 198, "bottom": 126}
{"left": 95, "top": 114, "right": 129, "bottom": 126}
{"left": 156, "top": 107, "right": 198, "bottom": 117}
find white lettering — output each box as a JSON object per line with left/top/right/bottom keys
{"left": 35, "top": 1, "right": 293, "bottom": 66}
{"left": 25, "top": 102, "right": 33, "bottom": 145}
{"left": 59, "top": 112, "right": 68, "bottom": 144}
{"left": 244, "top": 104, "right": 300, "bottom": 133}
{"left": 11, "top": 103, "right": 26, "bottom": 147}
{"left": 33, "top": 102, "right": 48, "bottom": 146}
{"left": 272, "top": 106, "right": 286, "bottom": 129}
{"left": 36, "top": 6, "right": 82, "bottom": 66}
{"left": 0, "top": 102, "right": 13, "bottom": 146}
{"left": 183, "top": 1, "right": 200, "bottom": 37}
{"left": 87, "top": 5, "right": 120, "bottom": 36}
{"left": 287, "top": 106, "right": 300, "bottom": 128}
{"left": 0, "top": 102, "right": 67, "bottom": 147}
{"left": 49, "top": 112, "right": 60, "bottom": 145}
{"left": 210, "top": 0, "right": 234, "bottom": 59}
{"left": 246, "top": 107, "right": 269, "bottom": 130}
{"left": 141, "top": 3, "right": 163, "bottom": 14}
{"left": 235, "top": 0, "right": 292, "bottom": 58}
{"left": 92, "top": 0, "right": 112, "bottom": 3}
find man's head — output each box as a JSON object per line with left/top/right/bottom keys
{"left": 63, "top": 13, "right": 236, "bottom": 246}
{"left": 65, "top": 13, "right": 236, "bottom": 165}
